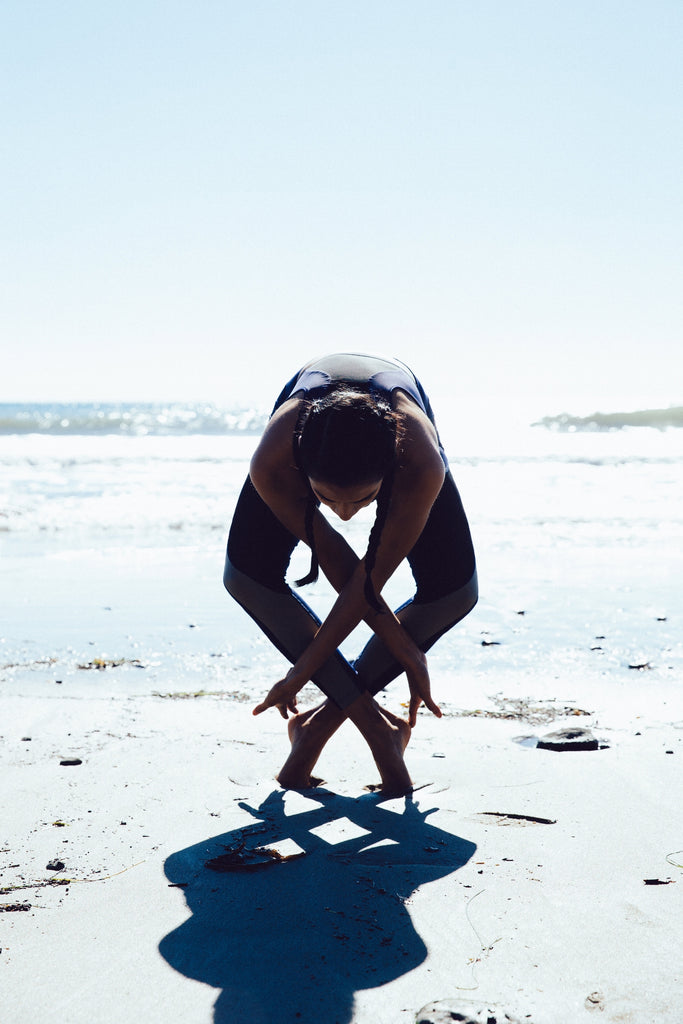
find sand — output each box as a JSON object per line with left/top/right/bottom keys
{"left": 2, "top": 655, "right": 682, "bottom": 1024}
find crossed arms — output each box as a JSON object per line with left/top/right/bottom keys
{"left": 249, "top": 392, "right": 445, "bottom": 724}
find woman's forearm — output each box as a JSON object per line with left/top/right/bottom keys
{"left": 317, "top": 527, "right": 421, "bottom": 650}
{"left": 291, "top": 562, "right": 377, "bottom": 681}
{"left": 295, "top": 539, "right": 422, "bottom": 687}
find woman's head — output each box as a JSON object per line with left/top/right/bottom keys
{"left": 292, "top": 386, "right": 402, "bottom": 609}
{"left": 296, "top": 388, "right": 400, "bottom": 489}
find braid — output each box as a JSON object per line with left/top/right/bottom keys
{"left": 292, "top": 401, "right": 320, "bottom": 588}
{"left": 295, "top": 494, "right": 320, "bottom": 587}
{"left": 363, "top": 468, "right": 395, "bottom": 612}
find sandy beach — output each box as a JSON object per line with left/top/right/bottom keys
{"left": 2, "top": 540, "right": 682, "bottom": 1024}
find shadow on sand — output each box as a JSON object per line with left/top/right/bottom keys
{"left": 160, "top": 788, "right": 476, "bottom": 1024}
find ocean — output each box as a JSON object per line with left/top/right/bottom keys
{"left": 2, "top": 399, "right": 682, "bottom": 716}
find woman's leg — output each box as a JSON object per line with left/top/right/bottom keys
{"left": 224, "top": 477, "right": 364, "bottom": 711}
{"left": 225, "top": 476, "right": 413, "bottom": 791}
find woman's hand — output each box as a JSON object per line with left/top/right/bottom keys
{"left": 403, "top": 649, "right": 442, "bottom": 728}
{"left": 253, "top": 667, "right": 307, "bottom": 719}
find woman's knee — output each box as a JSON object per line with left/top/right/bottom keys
{"left": 223, "top": 554, "right": 236, "bottom": 595}
{"left": 412, "top": 567, "right": 478, "bottom": 623}
{"left": 223, "top": 554, "right": 245, "bottom": 600}
{"left": 464, "top": 568, "right": 478, "bottom": 611}
{"left": 447, "top": 568, "right": 478, "bottom": 621}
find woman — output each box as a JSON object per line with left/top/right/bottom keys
{"left": 224, "top": 353, "right": 477, "bottom": 794}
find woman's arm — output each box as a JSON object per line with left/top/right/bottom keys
{"left": 297, "top": 515, "right": 440, "bottom": 725}
{"left": 249, "top": 395, "right": 445, "bottom": 720}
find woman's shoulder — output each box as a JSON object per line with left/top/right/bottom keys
{"left": 393, "top": 390, "right": 439, "bottom": 441}
{"left": 251, "top": 398, "right": 302, "bottom": 475}
{"left": 392, "top": 391, "right": 444, "bottom": 478}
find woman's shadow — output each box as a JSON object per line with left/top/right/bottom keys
{"left": 159, "top": 788, "right": 476, "bottom": 1024}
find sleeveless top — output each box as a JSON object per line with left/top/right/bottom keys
{"left": 291, "top": 353, "right": 425, "bottom": 409}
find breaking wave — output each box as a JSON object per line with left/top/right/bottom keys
{"left": 534, "top": 406, "right": 683, "bottom": 433}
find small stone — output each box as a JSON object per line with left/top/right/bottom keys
{"left": 585, "top": 991, "right": 605, "bottom": 1012}
{"left": 46, "top": 860, "right": 66, "bottom": 872}
{"left": 537, "top": 728, "right": 599, "bottom": 752}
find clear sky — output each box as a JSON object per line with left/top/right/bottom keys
{"left": 3, "top": 0, "right": 682, "bottom": 412}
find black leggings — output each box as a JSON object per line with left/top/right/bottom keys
{"left": 224, "top": 469, "right": 477, "bottom": 712}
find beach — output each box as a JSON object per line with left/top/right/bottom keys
{"left": 2, "top": 404, "right": 682, "bottom": 1023}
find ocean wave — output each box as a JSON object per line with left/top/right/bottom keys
{"left": 0, "top": 403, "right": 268, "bottom": 436}
{"left": 534, "top": 406, "right": 683, "bottom": 432}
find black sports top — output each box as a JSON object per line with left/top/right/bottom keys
{"left": 292, "top": 353, "right": 425, "bottom": 408}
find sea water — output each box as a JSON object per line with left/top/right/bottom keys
{"left": 2, "top": 398, "right": 682, "bottom": 712}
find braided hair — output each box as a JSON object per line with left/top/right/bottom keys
{"left": 292, "top": 386, "right": 401, "bottom": 611}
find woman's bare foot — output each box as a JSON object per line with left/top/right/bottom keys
{"left": 377, "top": 705, "right": 412, "bottom": 755}
{"left": 347, "top": 696, "right": 412, "bottom": 796}
{"left": 276, "top": 703, "right": 344, "bottom": 789}
{"left": 370, "top": 718, "right": 413, "bottom": 796}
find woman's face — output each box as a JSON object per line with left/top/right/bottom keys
{"left": 309, "top": 478, "right": 382, "bottom": 521}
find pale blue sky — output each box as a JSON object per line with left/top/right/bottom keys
{"left": 3, "top": 1, "right": 681, "bottom": 411}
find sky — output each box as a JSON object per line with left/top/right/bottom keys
{"left": 2, "top": 0, "right": 682, "bottom": 413}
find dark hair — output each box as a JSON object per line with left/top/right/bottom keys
{"left": 292, "top": 386, "right": 401, "bottom": 611}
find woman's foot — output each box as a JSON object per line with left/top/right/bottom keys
{"left": 347, "top": 695, "right": 413, "bottom": 796}
{"left": 377, "top": 705, "right": 412, "bottom": 755}
{"left": 276, "top": 702, "right": 344, "bottom": 789}
{"left": 371, "top": 716, "right": 413, "bottom": 795}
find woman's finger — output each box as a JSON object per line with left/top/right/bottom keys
{"left": 424, "top": 695, "right": 442, "bottom": 718}
{"left": 407, "top": 668, "right": 442, "bottom": 724}
{"left": 252, "top": 684, "right": 283, "bottom": 716}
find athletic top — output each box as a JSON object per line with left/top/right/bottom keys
{"left": 287, "top": 353, "right": 448, "bottom": 467}
{"left": 291, "top": 353, "right": 425, "bottom": 409}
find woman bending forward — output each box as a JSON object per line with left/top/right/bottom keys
{"left": 224, "top": 353, "right": 477, "bottom": 795}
